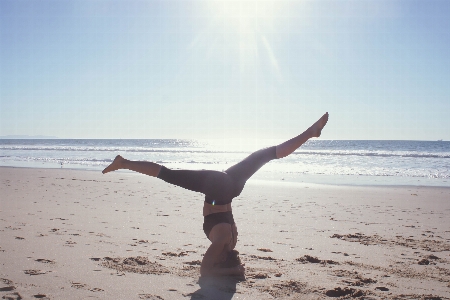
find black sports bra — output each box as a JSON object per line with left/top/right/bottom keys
{"left": 203, "top": 211, "right": 235, "bottom": 240}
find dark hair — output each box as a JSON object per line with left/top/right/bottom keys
{"left": 218, "top": 250, "right": 241, "bottom": 268}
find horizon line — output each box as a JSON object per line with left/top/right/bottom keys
{"left": 0, "top": 136, "right": 446, "bottom": 142}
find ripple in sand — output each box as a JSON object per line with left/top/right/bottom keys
{"left": 296, "top": 255, "right": 339, "bottom": 265}
{"left": 1, "top": 292, "right": 22, "bottom": 300}
{"left": 162, "top": 251, "right": 188, "bottom": 257}
{"left": 100, "top": 256, "right": 170, "bottom": 275}
{"left": 248, "top": 255, "right": 277, "bottom": 261}
{"left": 331, "top": 233, "right": 450, "bottom": 252}
{"left": 262, "top": 280, "right": 308, "bottom": 298}
{"left": 334, "top": 269, "right": 377, "bottom": 287}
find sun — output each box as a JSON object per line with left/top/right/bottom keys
{"left": 198, "top": 0, "right": 284, "bottom": 76}
{"left": 221, "top": 1, "right": 279, "bottom": 71}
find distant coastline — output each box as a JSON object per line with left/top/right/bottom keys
{"left": 0, "top": 135, "right": 59, "bottom": 139}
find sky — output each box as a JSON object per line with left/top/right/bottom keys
{"left": 0, "top": 0, "right": 449, "bottom": 140}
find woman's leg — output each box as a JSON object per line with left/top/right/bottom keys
{"left": 157, "top": 167, "right": 234, "bottom": 203}
{"left": 102, "top": 112, "right": 329, "bottom": 201}
{"left": 102, "top": 155, "right": 161, "bottom": 176}
{"left": 102, "top": 155, "right": 234, "bottom": 203}
{"left": 225, "top": 112, "right": 329, "bottom": 196}
{"left": 224, "top": 146, "right": 277, "bottom": 189}
{"left": 275, "top": 112, "right": 328, "bottom": 158}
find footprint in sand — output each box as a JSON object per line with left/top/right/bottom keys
{"left": 65, "top": 240, "right": 77, "bottom": 246}
{"left": 71, "top": 282, "right": 87, "bottom": 289}
{"left": 162, "top": 251, "right": 188, "bottom": 257}
{"left": 0, "top": 278, "right": 16, "bottom": 293}
{"left": 138, "top": 294, "right": 164, "bottom": 300}
{"left": 257, "top": 248, "right": 273, "bottom": 252}
{"left": 250, "top": 273, "right": 269, "bottom": 279}
{"left": 35, "top": 259, "right": 55, "bottom": 264}
{"left": 2, "top": 292, "right": 22, "bottom": 300}
{"left": 71, "top": 282, "right": 104, "bottom": 293}
{"left": 24, "top": 270, "right": 47, "bottom": 276}
{"left": 5, "top": 226, "right": 21, "bottom": 231}
{"left": 0, "top": 278, "right": 16, "bottom": 292}
{"left": 418, "top": 258, "right": 433, "bottom": 265}
{"left": 184, "top": 260, "right": 201, "bottom": 266}
{"left": 183, "top": 292, "right": 204, "bottom": 299}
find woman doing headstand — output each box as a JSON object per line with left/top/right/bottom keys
{"left": 102, "top": 112, "right": 329, "bottom": 277}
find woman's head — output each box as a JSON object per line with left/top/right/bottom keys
{"left": 216, "top": 250, "right": 241, "bottom": 268}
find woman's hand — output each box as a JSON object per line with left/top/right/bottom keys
{"left": 231, "top": 263, "right": 245, "bottom": 276}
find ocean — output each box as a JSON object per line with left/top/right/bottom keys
{"left": 0, "top": 139, "right": 449, "bottom": 187}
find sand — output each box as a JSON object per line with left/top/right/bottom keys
{"left": 1, "top": 166, "right": 449, "bottom": 300}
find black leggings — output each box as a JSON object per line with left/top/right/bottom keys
{"left": 157, "top": 146, "right": 277, "bottom": 205}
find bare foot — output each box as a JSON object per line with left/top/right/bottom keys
{"left": 309, "top": 112, "right": 329, "bottom": 138}
{"left": 102, "top": 155, "right": 124, "bottom": 174}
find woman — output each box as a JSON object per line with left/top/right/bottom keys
{"left": 102, "top": 112, "right": 329, "bottom": 277}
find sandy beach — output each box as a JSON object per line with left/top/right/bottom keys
{"left": 1, "top": 166, "right": 449, "bottom": 299}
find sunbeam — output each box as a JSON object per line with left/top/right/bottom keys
{"left": 193, "top": 0, "right": 287, "bottom": 77}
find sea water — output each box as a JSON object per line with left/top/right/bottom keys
{"left": 0, "top": 139, "right": 449, "bottom": 187}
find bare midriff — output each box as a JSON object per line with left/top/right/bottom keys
{"left": 203, "top": 202, "right": 237, "bottom": 248}
{"left": 203, "top": 201, "right": 232, "bottom": 216}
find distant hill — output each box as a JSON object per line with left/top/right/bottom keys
{"left": 0, "top": 135, "right": 59, "bottom": 139}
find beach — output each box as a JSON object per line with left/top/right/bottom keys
{"left": 1, "top": 166, "right": 449, "bottom": 300}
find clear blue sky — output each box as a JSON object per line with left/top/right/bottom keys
{"left": 1, "top": 0, "right": 449, "bottom": 140}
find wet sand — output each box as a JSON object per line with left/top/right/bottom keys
{"left": 1, "top": 167, "right": 449, "bottom": 299}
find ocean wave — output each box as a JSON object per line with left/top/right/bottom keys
{"left": 2, "top": 156, "right": 447, "bottom": 179}
{"left": 0, "top": 146, "right": 221, "bottom": 154}
{"left": 2, "top": 145, "right": 449, "bottom": 159}
{"left": 1, "top": 140, "right": 449, "bottom": 183}
{"left": 294, "top": 150, "right": 450, "bottom": 159}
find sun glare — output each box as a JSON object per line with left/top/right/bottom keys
{"left": 204, "top": 137, "right": 282, "bottom": 153}
{"left": 202, "top": 0, "right": 285, "bottom": 75}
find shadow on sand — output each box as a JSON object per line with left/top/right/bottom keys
{"left": 188, "top": 276, "right": 244, "bottom": 300}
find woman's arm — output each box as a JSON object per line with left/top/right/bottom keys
{"left": 200, "top": 241, "right": 244, "bottom": 276}
{"left": 200, "top": 224, "right": 245, "bottom": 277}
{"left": 200, "top": 237, "right": 227, "bottom": 276}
